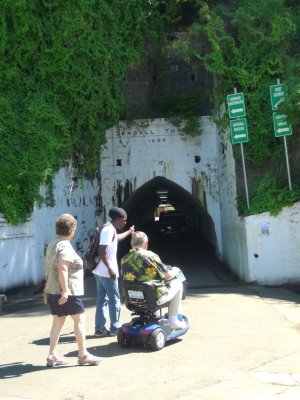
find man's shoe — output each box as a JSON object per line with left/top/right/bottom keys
{"left": 169, "top": 319, "right": 186, "bottom": 330}
{"left": 94, "top": 328, "right": 110, "bottom": 337}
{"left": 109, "top": 330, "right": 118, "bottom": 337}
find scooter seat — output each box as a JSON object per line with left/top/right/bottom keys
{"left": 122, "top": 280, "right": 168, "bottom": 315}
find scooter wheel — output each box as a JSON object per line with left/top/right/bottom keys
{"left": 117, "top": 329, "right": 130, "bottom": 347}
{"left": 150, "top": 328, "right": 165, "bottom": 351}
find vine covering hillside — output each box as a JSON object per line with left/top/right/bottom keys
{"left": 1, "top": 0, "right": 300, "bottom": 223}
{"left": 168, "top": 0, "right": 300, "bottom": 215}
{"left": 0, "top": 0, "right": 162, "bottom": 224}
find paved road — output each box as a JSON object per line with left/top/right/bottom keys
{"left": 1, "top": 263, "right": 300, "bottom": 399}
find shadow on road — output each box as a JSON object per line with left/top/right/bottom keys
{"left": 0, "top": 362, "right": 52, "bottom": 379}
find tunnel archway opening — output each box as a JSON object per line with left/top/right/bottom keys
{"left": 119, "top": 177, "right": 219, "bottom": 274}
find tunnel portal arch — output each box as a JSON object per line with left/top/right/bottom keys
{"left": 122, "top": 176, "right": 217, "bottom": 253}
{"left": 100, "top": 118, "right": 224, "bottom": 261}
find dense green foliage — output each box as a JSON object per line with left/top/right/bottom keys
{"left": 156, "top": 93, "right": 204, "bottom": 136}
{"left": 244, "top": 174, "right": 300, "bottom": 216}
{"left": 0, "top": 0, "right": 158, "bottom": 224}
{"left": 2, "top": 0, "right": 300, "bottom": 223}
{"left": 170, "top": 0, "right": 300, "bottom": 215}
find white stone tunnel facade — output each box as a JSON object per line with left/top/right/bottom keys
{"left": 2, "top": 117, "right": 300, "bottom": 292}
{"left": 99, "top": 118, "right": 226, "bottom": 257}
{"left": 100, "top": 118, "right": 300, "bottom": 287}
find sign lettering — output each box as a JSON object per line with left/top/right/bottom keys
{"left": 227, "top": 93, "right": 246, "bottom": 119}
{"left": 230, "top": 118, "right": 249, "bottom": 144}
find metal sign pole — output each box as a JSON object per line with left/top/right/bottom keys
{"left": 276, "top": 78, "right": 292, "bottom": 191}
{"left": 233, "top": 87, "right": 250, "bottom": 208}
{"left": 283, "top": 136, "right": 292, "bottom": 190}
{"left": 240, "top": 142, "right": 250, "bottom": 209}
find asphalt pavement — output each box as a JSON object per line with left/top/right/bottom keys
{"left": 1, "top": 264, "right": 300, "bottom": 400}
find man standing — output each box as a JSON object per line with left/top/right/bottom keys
{"left": 121, "top": 231, "right": 186, "bottom": 330}
{"left": 93, "top": 207, "right": 134, "bottom": 337}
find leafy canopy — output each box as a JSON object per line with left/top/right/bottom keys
{"left": 2, "top": 0, "right": 300, "bottom": 222}
{"left": 0, "top": 0, "right": 158, "bottom": 224}
{"left": 172, "top": 0, "right": 300, "bottom": 215}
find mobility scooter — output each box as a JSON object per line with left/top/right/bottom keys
{"left": 118, "top": 272, "right": 189, "bottom": 351}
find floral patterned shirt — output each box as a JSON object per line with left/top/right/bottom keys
{"left": 121, "top": 248, "right": 169, "bottom": 299}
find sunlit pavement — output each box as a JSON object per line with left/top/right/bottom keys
{"left": 1, "top": 269, "right": 300, "bottom": 399}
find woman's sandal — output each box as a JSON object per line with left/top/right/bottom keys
{"left": 46, "top": 355, "right": 69, "bottom": 367}
{"left": 78, "top": 352, "right": 102, "bottom": 366}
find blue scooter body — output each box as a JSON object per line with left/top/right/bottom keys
{"left": 118, "top": 269, "right": 189, "bottom": 350}
{"left": 118, "top": 313, "right": 189, "bottom": 350}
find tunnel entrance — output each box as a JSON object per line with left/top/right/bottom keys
{"left": 118, "top": 176, "right": 224, "bottom": 286}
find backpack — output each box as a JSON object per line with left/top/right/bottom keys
{"left": 84, "top": 224, "right": 116, "bottom": 272}
{"left": 85, "top": 227, "right": 101, "bottom": 272}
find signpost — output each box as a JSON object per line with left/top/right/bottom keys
{"left": 227, "top": 92, "right": 246, "bottom": 118}
{"left": 270, "top": 83, "right": 287, "bottom": 111}
{"left": 270, "top": 80, "right": 292, "bottom": 190}
{"left": 230, "top": 118, "right": 249, "bottom": 144}
{"left": 272, "top": 112, "right": 292, "bottom": 137}
{"left": 227, "top": 90, "right": 249, "bottom": 208}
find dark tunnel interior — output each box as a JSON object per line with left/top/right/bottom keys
{"left": 118, "top": 176, "right": 220, "bottom": 273}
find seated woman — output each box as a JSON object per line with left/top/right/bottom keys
{"left": 121, "top": 231, "right": 186, "bottom": 329}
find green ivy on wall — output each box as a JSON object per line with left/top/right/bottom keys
{"left": 171, "top": 0, "right": 300, "bottom": 215}
{"left": 2, "top": 0, "right": 300, "bottom": 223}
{"left": 0, "top": 0, "right": 160, "bottom": 224}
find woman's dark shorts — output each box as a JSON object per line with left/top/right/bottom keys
{"left": 47, "top": 294, "right": 84, "bottom": 317}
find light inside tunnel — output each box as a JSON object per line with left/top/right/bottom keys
{"left": 156, "top": 189, "right": 169, "bottom": 205}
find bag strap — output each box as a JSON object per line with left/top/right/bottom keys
{"left": 100, "top": 223, "right": 116, "bottom": 243}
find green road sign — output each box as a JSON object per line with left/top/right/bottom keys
{"left": 227, "top": 92, "right": 246, "bottom": 118}
{"left": 270, "top": 83, "right": 287, "bottom": 111}
{"left": 272, "top": 112, "right": 292, "bottom": 137}
{"left": 230, "top": 118, "right": 249, "bottom": 144}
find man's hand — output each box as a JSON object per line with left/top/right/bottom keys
{"left": 164, "top": 266, "right": 180, "bottom": 281}
{"left": 117, "top": 225, "right": 135, "bottom": 241}
{"left": 171, "top": 266, "right": 180, "bottom": 275}
{"left": 108, "top": 267, "right": 117, "bottom": 280}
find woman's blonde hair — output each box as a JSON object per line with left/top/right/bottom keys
{"left": 56, "top": 213, "right": 77, "bottom": 236}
